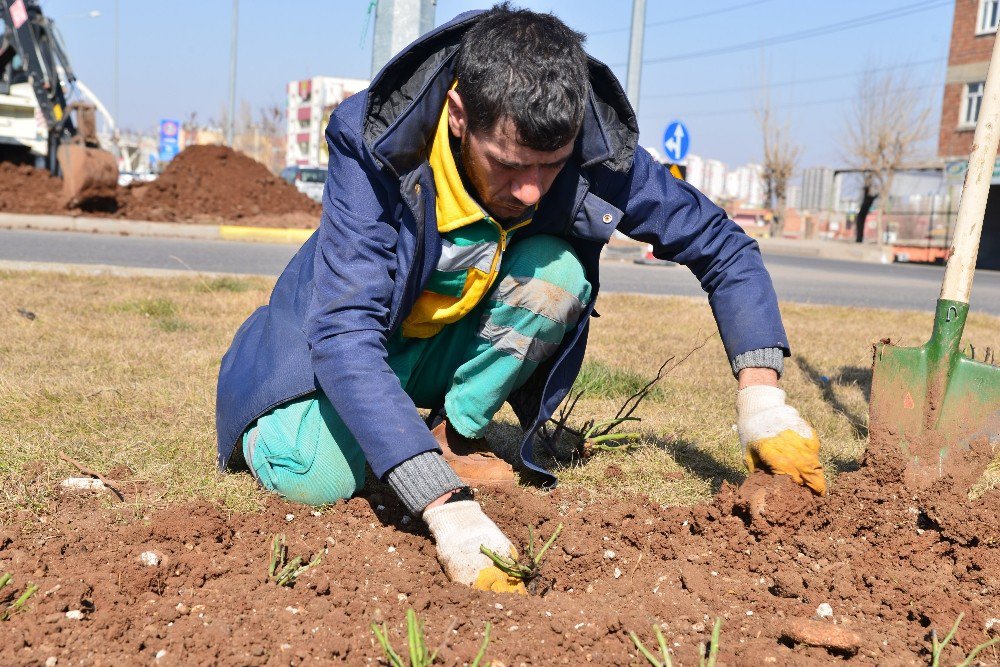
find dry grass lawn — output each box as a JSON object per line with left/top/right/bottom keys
{"left": 1, "top": 269, "right": 998, "bottom": 519}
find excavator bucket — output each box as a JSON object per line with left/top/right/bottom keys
{"left": 56, "top": 143, "right": 118, "bottom": 206}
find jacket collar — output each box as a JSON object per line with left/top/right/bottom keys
{"left": 364, "top": 11, "right": 638, "bottom": 179}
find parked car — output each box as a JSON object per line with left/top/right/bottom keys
{"left": 117, "top": 171, "right": 157, "bottom": 187}
{"left": 280, "top": 166, "right": 326, "bottom": 203}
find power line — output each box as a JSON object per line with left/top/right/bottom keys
{"left": 642, "top": 57, "right": 947, "bottom": 100}
{"left": 664, "top": 80, "right": 944, "bottom": 121}
{"left": 588, "top": 0, "right": 773, "bottom": 37}
{"left": 612, "top": 0, "right": 950, "bottom": 68}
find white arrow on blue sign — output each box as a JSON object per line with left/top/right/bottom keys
{"left": 662, "top": 121, "right": 689, "bottom": 162}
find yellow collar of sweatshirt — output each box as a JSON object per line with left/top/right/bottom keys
{"left": 428, "top": 100, "right": 485, "bottom": 233}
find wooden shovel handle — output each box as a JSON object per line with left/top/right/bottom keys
{"left": 941, "top": 35, "right": 1000, "bottom": 304}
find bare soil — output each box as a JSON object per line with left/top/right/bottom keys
{"left": 1, "top": 440, "right": 997, "bottom": 666}
{"left": 0, "top": 146, "right": 320, "bottom": 227}
{"left": 0, "top": 163, "right": 65, "bottom": 214}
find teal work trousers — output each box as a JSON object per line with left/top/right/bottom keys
{"left": 241, "top": 234, "right": 591, "bottom": 505}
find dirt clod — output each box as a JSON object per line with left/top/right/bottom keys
{"left": 781, "top": 618, "right": 862, "bottom": 654}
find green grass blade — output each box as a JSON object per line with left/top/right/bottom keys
{"left": 372, "top": 622, "right": 404, "bottom": 667}
{"left": 532, "top": 523, "right": 563, "bottom": 566}
{"left": 269, "top": 535, "right": 285, "bottom": 579}
{"left": 11, "top": 584, "right": 37, "bottom": 611}
{"left": 629, "top": 630, "right": 664, "bottom": 667}
{"left": 701, "top": 618, "right": 722, "bottom": 667}
{"left": 0, "top": 573, "right": 11, "bottom": 592}
{"left": 588, "top": 432, "right": 640, "bottom": 445}
{"left": 932, "top": 614, "right": 963, "bottom": 667}
{"left": 653, "top": 625, "right": 673, "bottom": 667}
{"left": 470, "top": 622, "right": 492, "bottom": 667}
{"left": 479, "top": 545, "right": 526, "bottom": 579}
{"left": 584, "top": 416, "right": 641, "bottom": 439}
{"left": 958, "top": 636, "right": 1000, "bottom": 667}
{"left": 406, "top": 609, "right": 418, "bottom": 665}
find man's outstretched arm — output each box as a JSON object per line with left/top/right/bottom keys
{"left": 612, "top": 148, "right": 825, "bottom": 494}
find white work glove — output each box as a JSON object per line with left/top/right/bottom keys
{"left": 736, "top": 385, "right": 826, "bottom": 495}
{"left": 423, "top": 500, "right": 526, "bottom": 594}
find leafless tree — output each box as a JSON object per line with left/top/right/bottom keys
{"left": 755, "top": 91, "right": 802, "bottom": 238}
{"left": 841, "top": 64, "right": 931, "bottom": 243}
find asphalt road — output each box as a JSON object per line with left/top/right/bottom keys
{"left": 3, "top": 228, "right": 1000, "bottom": 315}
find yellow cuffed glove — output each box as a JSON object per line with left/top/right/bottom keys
{"left": 736, "top": 385, "right": 826, "bottom": 495}
{"left": 423, "top": 500, "right": 527, "bottom": 594}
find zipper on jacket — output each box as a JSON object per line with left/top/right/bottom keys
{"left": 485, "top": 214, "right": 531, "bottom": 278}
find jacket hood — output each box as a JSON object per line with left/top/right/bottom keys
{"left": 363, "top": 10, "right": 639, "bottom": 178}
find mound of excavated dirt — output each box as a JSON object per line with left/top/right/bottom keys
{"left": 0, "top": 163, "right": 64, "bottom": 214}
{"left": 1, "top": 445, "right": 997, "bottom": 665}
{"left": 0, "top": 146, "right": 320, "bottom": 226}
{"left": 118, "top": 145, "right": 320, "bottom": 224}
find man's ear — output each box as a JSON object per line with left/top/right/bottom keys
{"left": 446, "top": 89, "right": 466, "bottom": 139}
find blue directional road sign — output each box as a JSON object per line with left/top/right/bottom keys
{"left": 662, "top": 121, "right": 690, "bottom": 163}
{"left": 159, "top": 119, "right": 180, "bottom": 162}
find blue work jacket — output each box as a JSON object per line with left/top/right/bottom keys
{"left": 216, "top": 10, "right": 789, "bottom": 486}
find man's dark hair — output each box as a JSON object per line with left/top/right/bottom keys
{"left": 454, "top": 3, "right": 589, "bottom": 151}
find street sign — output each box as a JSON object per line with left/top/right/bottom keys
{"left": 945, "top": 158, "right": 1000, "bottom": 185}
{"left": 159, "top": 119, "right": 180, "bottom": 162}
{"left": 662, "top": 121, "right": 689, "bottom": 162}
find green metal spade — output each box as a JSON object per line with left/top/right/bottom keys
{"left": 869, "top": 36, "right": 1000, "bottom": 489}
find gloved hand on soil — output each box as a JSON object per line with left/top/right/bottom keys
{"left": 423, "top": 500, "right": 527, "bottom": 594}
{"left": 736, "top": 385, "right": 826, "bottom": 496}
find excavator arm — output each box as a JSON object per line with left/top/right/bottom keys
{"left": 0, "top": 0, "right": 116, "bottom": 203}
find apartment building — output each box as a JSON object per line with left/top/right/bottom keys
{"left": 286, "top": 76, "right": 370, "bottom": 167}
{"left": 940, "top": 0, "right": 1000, "bottom": 267}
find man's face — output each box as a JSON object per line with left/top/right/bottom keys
{"left": 447, "top": 90, "right": 575, "bottom": 222}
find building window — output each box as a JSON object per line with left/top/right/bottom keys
{"left": 978, "top": 0, "right": 999, "bottom": 34}
{"left": 962, "top": 82, "right": 985, "bottom": 128}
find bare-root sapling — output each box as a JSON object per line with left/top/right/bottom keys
{"left": 268, "top": 534, "right": 323, "bottom": 587}
{"left": 480, "top": 523, "right": 563, "bottom": 595}
{"left": 542, "top": 335, "right": 714, "bottom": 461}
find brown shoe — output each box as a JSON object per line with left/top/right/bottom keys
{"left": 431, "top": 419, "right": 515, "bottom": 487}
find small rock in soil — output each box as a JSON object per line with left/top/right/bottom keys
{"left": 816, "top": 602, "right": 833, "bottom": 619}
{"left": 781, "top": 618, "right": 862, "bottom": 654}
{"left": 60, "top": 477, "right": 106, "bottom": 491}
{"left": 139, "top": 551, "right": 160, "bottom": 567}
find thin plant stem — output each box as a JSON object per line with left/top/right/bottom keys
{"left": 470, "top": 622, "right": 492, "bottom": 667}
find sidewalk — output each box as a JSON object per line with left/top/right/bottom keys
{"left": 0, "top": 212, "right": 314, "bottom": 244}
{"left": 604, "top": 231, "right": 892, "bottom": 264}
{"left": 0, "top": 212, "right": 892, "bottom": 263}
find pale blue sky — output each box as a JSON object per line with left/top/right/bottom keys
{"left": 42, "top": 0, "right": 954, "bottom": 169}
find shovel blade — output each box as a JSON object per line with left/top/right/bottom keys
{"left": 870, "top": 300, "right": 1000, "bottom": 488}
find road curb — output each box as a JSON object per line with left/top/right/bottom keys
{"left": 0, "top": 259, "right": 276, "bottom": 279}
{"left": 0, "top": 211, "right": 892, "bottom": 262}
{"left": 0, "top": 212, "right": 314, "bottom": 245}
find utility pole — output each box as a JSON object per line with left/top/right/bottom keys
{"left": 370, "top": 0, "right": 435, "bottom": 77}
{"left": 625, "top": 0, "right": 646, "bottom": 116}
{"left": 227, "top": 0, "right": 239, "bottom": 147}
{"left": 113, "top": 0, "right": 119, "bottom": 130}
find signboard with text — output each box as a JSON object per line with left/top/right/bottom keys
{"left": 158, "top": 119, "right": 180, "bottom": 162}
{"left": 944, "top": 158, "right": 1000, "bottom": 185}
